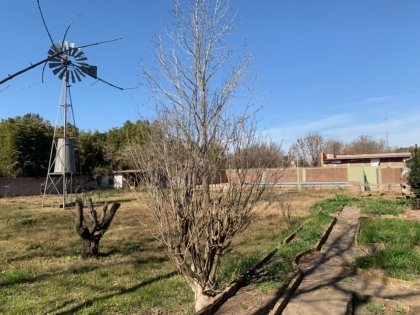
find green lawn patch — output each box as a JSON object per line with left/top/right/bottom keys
{"left": 356, "top": 245, "right": 420, "bottom": 280}
{"left": 357, "top": 218, "right": 420, "bottom": 280}
{"left": 357, "top": 198, "right": 409, "bottom": 215}
{"left": 365, "top": 303, "right": 386, "bottom": 315}
{"left": 358, "top": 218, "right": 420, "bottom": 245}
{"left": 311, "top": 194, "right": 356, "bottom": 214}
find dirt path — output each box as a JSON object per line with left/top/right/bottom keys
{"left": 282, "top": 206, "right": 360, "bottom": 315}
{"left": 217, "top": 206, "right": 420, "bottom": 314}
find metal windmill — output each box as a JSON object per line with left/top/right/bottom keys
{"left": 42, "top": 40, "right": 97, "bottom": 208}
{"left": 0, "top": 0, "right": 127, "bottom": 208}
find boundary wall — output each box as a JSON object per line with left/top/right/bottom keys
{"left": 0, "top": 165, "right": 404, "bottom": 197}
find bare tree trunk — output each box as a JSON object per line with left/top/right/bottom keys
{"left": 81, "top": 238, "right": 100, "bottom": 258}
{"left": 192, "top": 281, "right": 216, "bottom": 313}
{"left": 75, "top": 198, "right": 120, "bottom": 258}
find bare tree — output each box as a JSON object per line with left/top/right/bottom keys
{"left": 279, "top": 193, "right": 293, "bottom": 228}
{"left": 230, "top": 142, "right": 286, "bottom": 168}
{"left": 323, "top": 138, "right": 344, "bottom": 156}
{"left": 291, "top": 132, "right": 324, "bottom": 167}
{"left": 129, "top": 0, "right": 277, "bottom": 311}
{"left": 344, "top": 135, "right": 387, "bottom": 154}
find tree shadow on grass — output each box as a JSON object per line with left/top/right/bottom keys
{"left": 5, "top": 239, "right": 84, "bottom": 263}
{"left": 99, "top": 238, "right": 158, "bottom": 257}
{"left": 51, "top": 271, "right": 178, "bottom": 315}
{"left": 0, "top": 263, "right": 101, "bottom": 288}
{"left": 6, "top": 236, "right": 159, "bottom": 263}
{"left": 1, "top": 252, "right": 171, "bottom": 289}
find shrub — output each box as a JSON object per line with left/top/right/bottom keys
{"left": 407, "top": 145, "right": 420, "bottom": 205}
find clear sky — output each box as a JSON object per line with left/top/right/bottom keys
{"left": 1, "top": 0, "right": 420, "bottom": 150}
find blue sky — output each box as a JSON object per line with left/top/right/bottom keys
{"left": 1, "top": 0, "right": 420, "bottom": 150}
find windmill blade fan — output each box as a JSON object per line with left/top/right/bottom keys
{"left": 1, "top": 35, "right": 124, "bottom": 87}
{"left": 70, "top": 71, "right": 77, "bottom": 84}
{"left": 46, "top": 40, "right": 128, "bottom": 89}
{"left": 52, "top": 66, "right": 63, "bottom": 76}
{"left": 74, "top": 68, "right": 86, "bottom": 79}
{"left": 57, "top": 68, "right": 67, "bottom": 80}
{"left": 47, "top": 41, "right": 91, "bottom": 84}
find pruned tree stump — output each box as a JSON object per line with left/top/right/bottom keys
{"left": 75, "top": 198, "right": 120, "bottom": 258}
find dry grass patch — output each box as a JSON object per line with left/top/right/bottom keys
{"left": 0, "top": 191, "right": 193, "bottom": 314}
{"left": 0, "top": 188, "right": 343, "bottom": 314}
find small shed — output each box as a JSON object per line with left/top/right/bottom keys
{"left": 112, "top": 169, "right": 145, "bottom": 190}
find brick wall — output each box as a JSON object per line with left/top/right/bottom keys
{"left": 1, "top": 165, "right": 406, "bottom": 197}
{"left": 225, "top": 169, "right": 263, "bottom": 184}
{"left": 305, "top": 167, "right": 347, "bottom": 182}
{"left": 381, "top": 167, "right": 402, "bottom": 185}
{"left": 226, "top": 166, "right": 404, "bottom": 192}
{"left": 265, "top": 168, "right": 296, "bottom": 183}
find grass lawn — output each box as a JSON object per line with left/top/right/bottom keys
{"left": 358, "top": 218, "right": 420, "bottom": 245}
{"left": 0, "top": 188, "right": 339, "bottom": 314}
{"left": 356, "top": 218, "right": 420, "bottom": 280}
{"left": 0, "top": 192, "right": 193, "bottom": 314}
{"left": 356, "top": 245, "right": 420, "bottom": 280}
{"left": 356, "top": 198, "right": 410, "bottom": 216}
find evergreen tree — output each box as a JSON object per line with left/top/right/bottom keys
{"left": 407, "top": 144, "right": 420, "bottom": 200}
{"left": 0, "top": 114, "right": 52, "bottom": 177}
{"left": 0, "top": 113, "right": 151, "bottom": 177}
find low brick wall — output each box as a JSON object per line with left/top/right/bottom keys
{"left": 265, "top": 169, "right": 296, "bottom": 183}
{"left": 0, "top": 165, "right": 405, "bottom": 197}
{"left": 226, "top": 166, "right": 404, "bottom": 192}
{"left": 305, "top": 167, "right": 347, "bottom": 182}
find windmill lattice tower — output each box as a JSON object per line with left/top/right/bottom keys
{"left": 42, "top": 41, "right": 97, "bottom": 208}
{"left": 0, "top": 1, "right": 125, "bottom": 208}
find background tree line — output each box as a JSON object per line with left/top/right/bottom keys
{"left": 0, "top": 113, "right": 151, "bottom": 177}
{"left": 0, "top": 114, "right": 413, "bottom": 177}
{"left": 289, "top": 132, "right": 412, "bottom": 167}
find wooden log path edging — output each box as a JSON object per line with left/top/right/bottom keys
{"left": 315, "top": 216, "right": 338, "bottom": 251}
{"left": 270, "top": 216, "right": 339, "bottom": 315}
{"left": 268, "top": 269, "right": 304, "bottom": 315}
{"left": 281, "top": 222, "right": 305, "bottom": 245}
{"left": 198, "top": 220, "right": 307, "bottom": 314}
{"left": 354, "top": 216, "right": 363, "bottom": 246}
{"left": 269, "top": 206, "right": 346, "bottom": 315}
{"left": 355, "top": 268, "right": 420, "bottom": 289}
{"left": 293, "top": 216, "right": 338, "bottom": 267}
